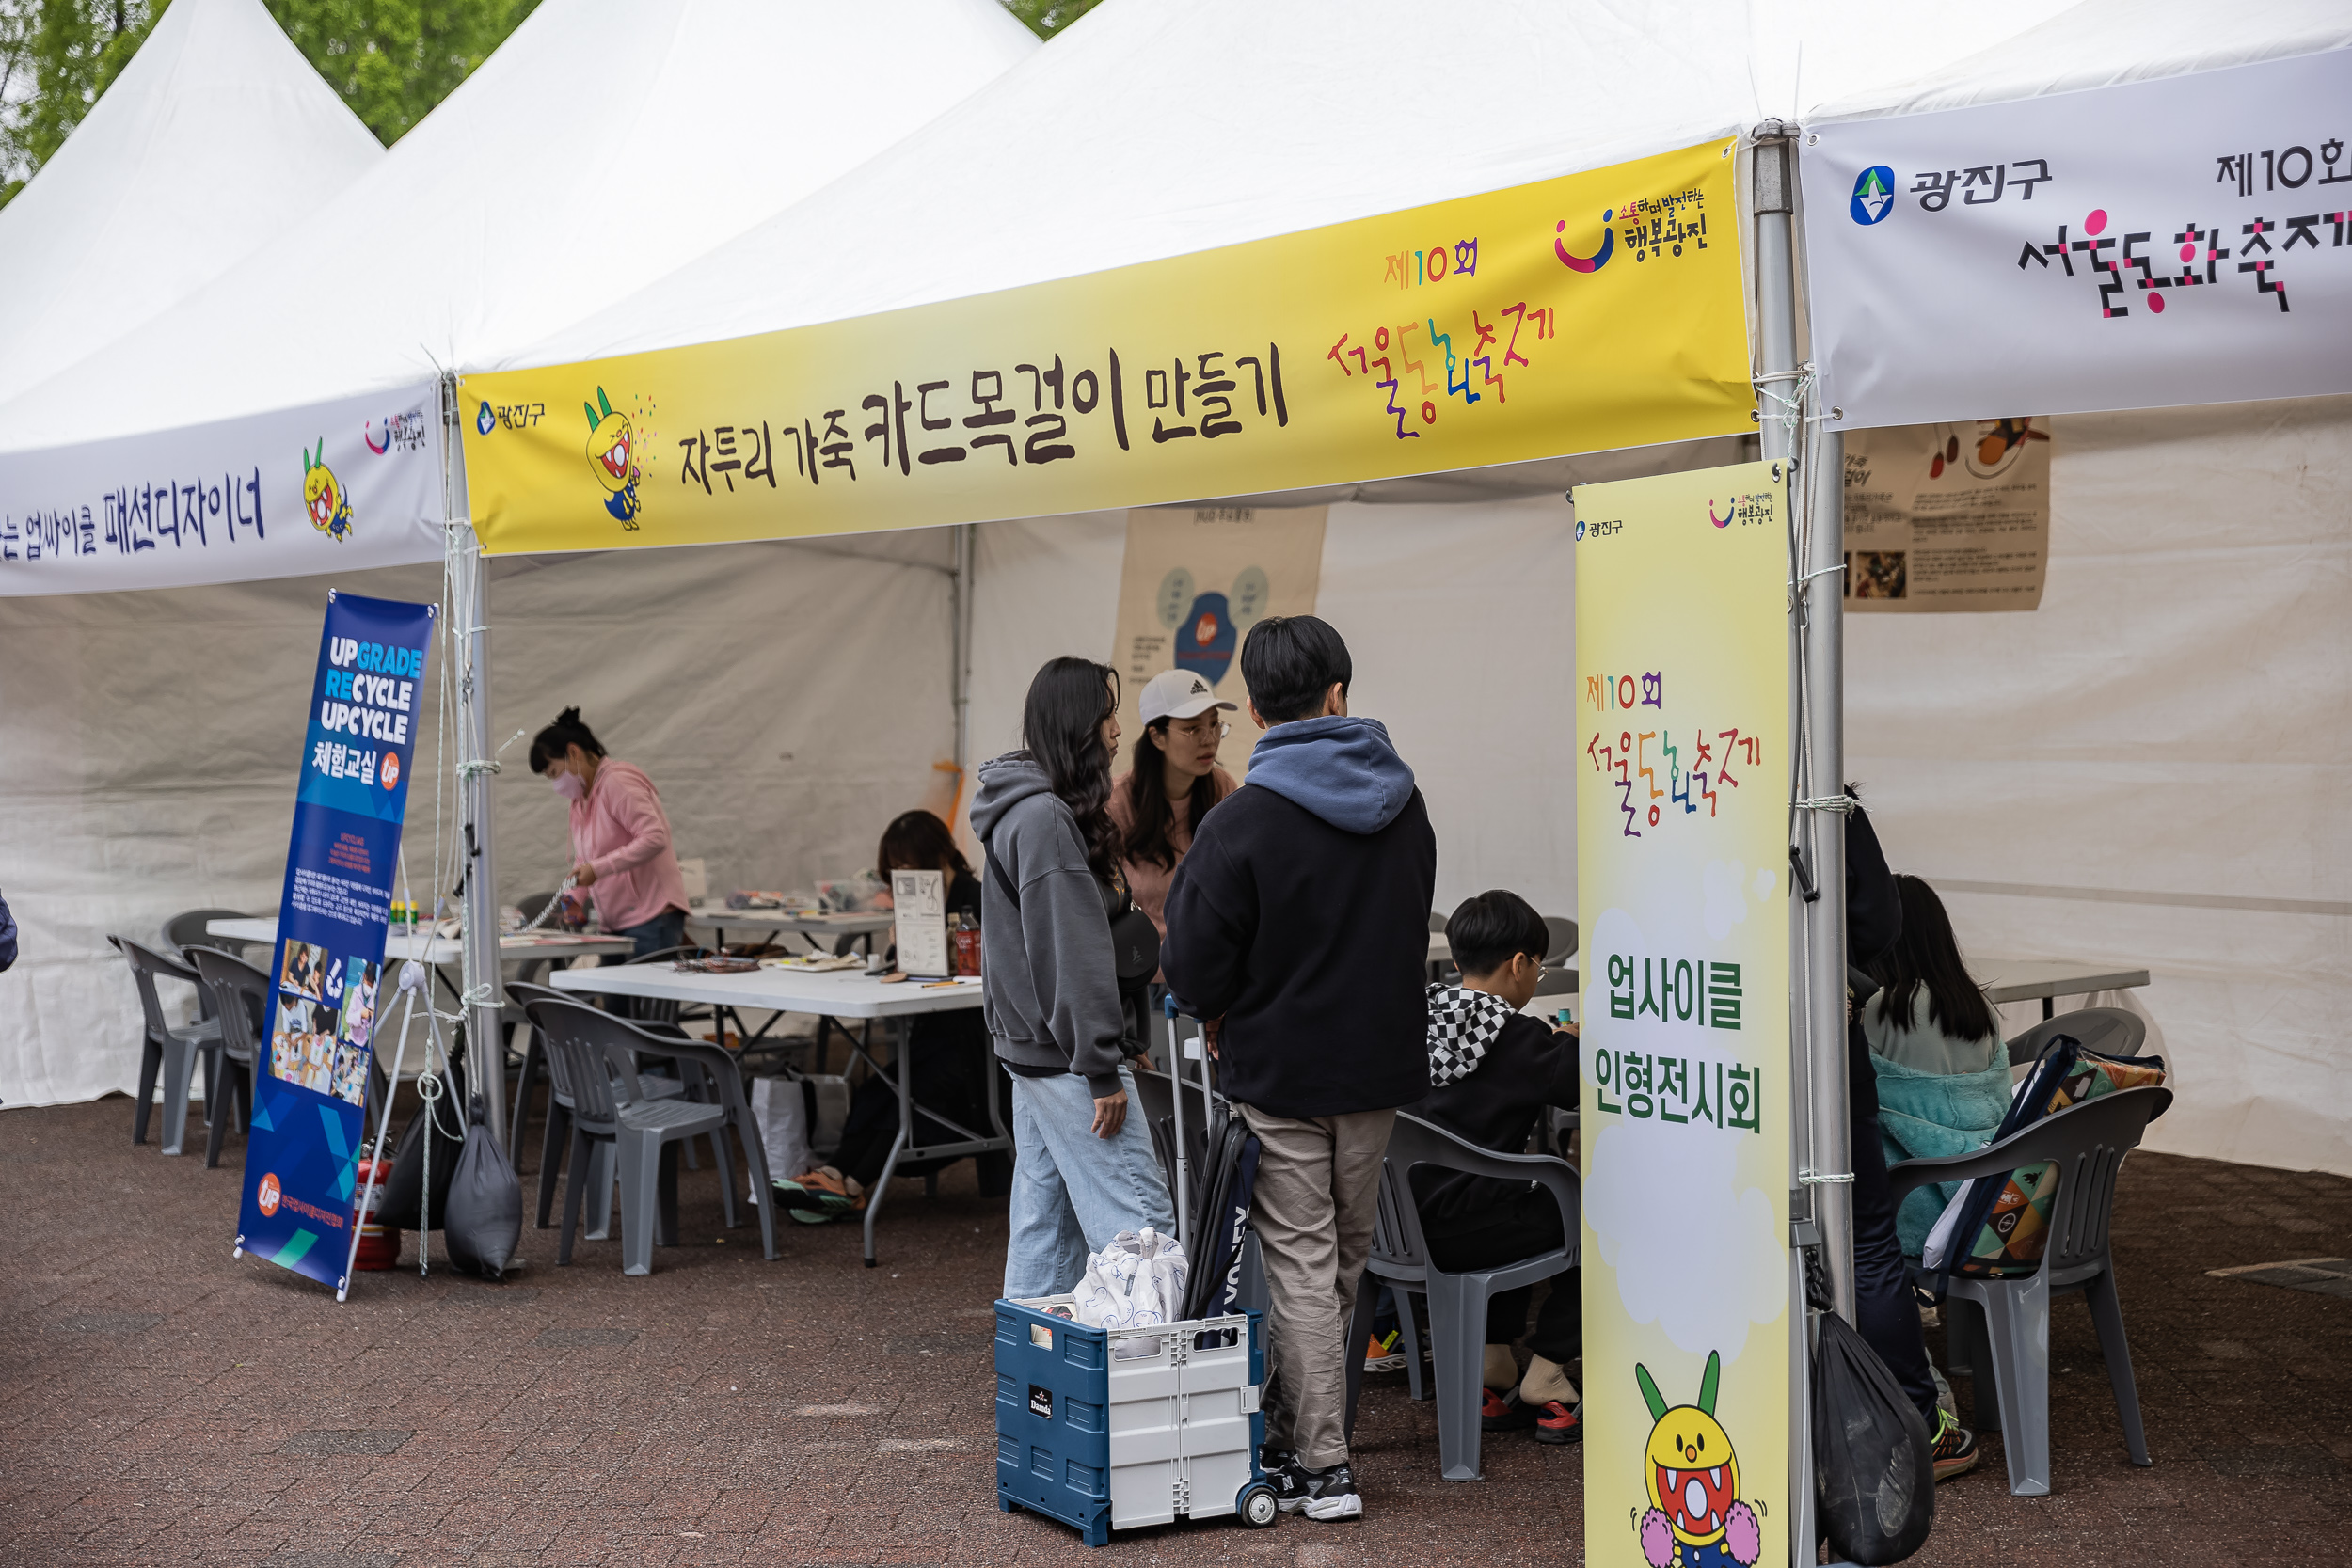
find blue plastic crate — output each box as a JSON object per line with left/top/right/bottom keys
{"left": 994, "top": 1296, "right": 1273, "bottom": 1546}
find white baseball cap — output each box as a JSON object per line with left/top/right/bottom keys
{"left": 1138, "top": 668, "right": 1238, "bottom": 726}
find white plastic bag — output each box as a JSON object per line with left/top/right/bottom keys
{"left": 1073, "top": 1228, "right": 1189, "bottom": 1356}
{"left": 1919, "top": 1178, "right": 1977, "bottom": 1271}
{"left": 751, "top": 1077, "right": 812, "bottom": 1183}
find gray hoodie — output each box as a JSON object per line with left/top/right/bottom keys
{"left": 969, "top": 752, "right": 1127, "bottom": 1098}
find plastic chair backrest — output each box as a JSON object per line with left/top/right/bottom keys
{"left": 190, "top": 948, "right": 269, "bottom": 1059}
{"left": 2006, "top": 1006, "right": 2147, "bottom": 1067}
{"left": 117, "top": 936, "right": 193, "bottom": 1038}
{"left": 505, "top": 979, "right": 570, "bottom": 1015}
{"left": 514, "top": 891, "right": 558, "bottom": 926}
{"left": 1890, "top": 1085, "right": 2170, "bottom": 1276}
{"left": 534, "top": 999, "right": 696, "bottom": 1112}
{"left": 164, "top": 908, "right": 253, "bottom": 959}
{"left": 1428, "top": 911, "right": 1449, "bottom": 933}
{"left": 523, "top": 999, "right": 621, "bottom": 1124}
{"left": 1541, "top": 916, "right": 1578, "bottom": 967}
{"left": 1371, "top": 1112, "right": 1581, "bottom": 1275}
{"left": 1533, "top": 968, "right": 1579, "bottom": 999}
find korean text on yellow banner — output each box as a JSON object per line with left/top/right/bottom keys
{"left": 1574, "top": 461, "right": 1793, "bottom": 1568}
{"left": 460, "top": 141, "right": 1748, "bottom": 555}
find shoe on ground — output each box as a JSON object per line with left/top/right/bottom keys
{"left": 1276, "top": 1459, "right": 1362, "bottom": 1521}
{"left": 1533, "top": 1399, "right": 1581, "bottom": 1446}
{"left": 790, "top": 1167, "right": 866, "bottom": 1214}
{"left": 1483, "top": 1386, "right": 1541, "bottom": 1431}
{"left": 1363, "top": 1328, "right": 1406, "bottom": 1372}
{"left": 1931, "top": 1408, "right": 1979, "bottom": 1482}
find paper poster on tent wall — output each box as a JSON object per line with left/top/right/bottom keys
{"left": 1842, "top": 420, "right": 2050, "bottom": 611}
{"left": 0, "top": 381, "right": 447, "bottom": 595}
{"left": 1110, "top": 505, "right": 1325, "bottom": 782}
{"left": 460, "top": 140, "right": 1750, "bottom": 555}
{"left": 1806, "top": 49, "right": 2352, "bottom": 429}
{"left": 237, "top": 592, "right": 434, "bottom": 1295}
{"left": 1573, "top": 461, "right": 1791, "bottom": 1568}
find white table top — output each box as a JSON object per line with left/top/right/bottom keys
{"left": 1978, "top": 959, "right": 2152, "bottom": 1004}
{"left": 684, "top": 908, "right": 896, "bottom": 934}
{"left": 208, "top": 917, "right": 634, "bottom": 966}
{"left": 550, "top": 962, "right": 985, "bottom": 1019}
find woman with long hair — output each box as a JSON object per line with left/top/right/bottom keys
{"left": 1862, "top": 873, "right": 2014, "bottom": 1259}
{"left": 970, "top": 657, "right": 1174, "bottom": 1296}
{"left": 527, "top": 707, "right": 689, "bottom": 959}
{"left": 1109, "top": 669, "right": 1237, "bottom": 942}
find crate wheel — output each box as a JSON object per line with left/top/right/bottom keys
{"left": 1238, "top": 1482, "right": 1279, "bottom": 1528}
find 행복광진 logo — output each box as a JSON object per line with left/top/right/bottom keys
{"left": 1554, "top": 211, "right": 1615, "bottom": 273}
{"left": 1851, "top": 166, "right": 1897, "bottom": 226}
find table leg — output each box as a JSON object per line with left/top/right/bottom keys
{"left": 862, "top": 1015, "right": 914, "bottom": 1269}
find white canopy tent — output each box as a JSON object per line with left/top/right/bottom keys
{"left": 0, "top": 0, "right": 383, "bottom": 410}
{"left": 0, "top": 0, "right": 1038, "bottom": 1103}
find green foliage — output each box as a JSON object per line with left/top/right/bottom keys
{"left": 1001, "top": 0, "right": 1103, "bottom": 40}
{"left": 0, "top": 0, "right": 541, "bottom": 210}
{"left": 262, "top": 0, "right": 540, "bottom": 147}
{"left": 0, "top": 0, "right": 169, "bottom": 206}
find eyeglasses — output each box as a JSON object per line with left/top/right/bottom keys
{"left": 1168, "top": 720, "right": 1231, "bottom": 740}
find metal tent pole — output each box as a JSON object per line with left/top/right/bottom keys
{"left": 444, "top": 375, "right": 508, "bottom": 1148}
{"left": 950, "top": 523, "right": 976, "bottom": 771}
{"left": 1751, "top": 123, "right": 1853, "bottom": 1330}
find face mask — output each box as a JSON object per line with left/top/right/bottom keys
{"left": 550, "top": 770, "right": 586, "bottom": 801}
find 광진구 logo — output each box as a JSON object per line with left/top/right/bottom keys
{"left": 1851, "top": 166, "right": 1897, "bottom": 226}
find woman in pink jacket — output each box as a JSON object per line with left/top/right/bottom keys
{"left": 528, "top": 707, "right": 690, "bottom": 958}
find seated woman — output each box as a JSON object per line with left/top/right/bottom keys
{"left": 1414, "top": 889, "right": 1582, "bottom": 1446}
{"left": 1863, "top": 873, "right": 2015, "bottom": 1259}
{"left": 777, "top": 810, "right": 1002, "bottom": 1220}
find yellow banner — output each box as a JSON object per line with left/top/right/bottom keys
{"left": 460, "top": 141, "right": 1748, "bottom": 554}
{"left": 1574, "top": 461, "right": 1792, "bottom": 1568}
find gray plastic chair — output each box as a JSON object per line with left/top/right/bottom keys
{"left": 190, "top": 949, "right": 270, "bottom": 1168}
{"left": 1532, "top": 968, "right": 1580, "bottom": 999}
{"left": 115, "top": 936, "right": 224, "bottom": 1156}
{"left": 1890, "top": 1084, "right": 2172, "bottom": 1497}
{"left": 2005, "top": 1006, "right": 2147, "bottom": 1068}
{"left": 1342, "top": 1112, "right": 1580, "bottom": 1481}
{"left": 1540, "top": 915, "right": 1578, "bottom": 968}
{"left": 526, "top": 999, "right": 771, "bottom": 1275}
{"left": 509, "top": 981, "right": 696, "bottom": 1235}
{"left": 165, "top": 909, "right": 255, "bottom": 1022}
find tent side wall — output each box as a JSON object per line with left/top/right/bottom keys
{"left": 0, "top": 537, "right": 958, "bottom": 1108}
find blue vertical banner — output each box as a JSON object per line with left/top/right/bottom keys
{"left": 237, "top": 592, "right": 435, "bottom": 1293}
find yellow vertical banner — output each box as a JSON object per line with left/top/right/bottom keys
{"left": 1574, "top": 461, "right": 1792, "bottom": 1568}
{"left": 458, "top": 140, "right": 1749, "bottom": 555}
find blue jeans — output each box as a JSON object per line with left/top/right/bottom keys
{"left": 1003, "top": 1065, "right": 1175, "bottom": 1299}
{"left": 614, "top": 907, "right": 688, "bottom": 961}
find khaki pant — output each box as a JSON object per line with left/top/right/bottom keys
{"left": 1239, "top": 1102, "right": 1396, "bottom": 1470}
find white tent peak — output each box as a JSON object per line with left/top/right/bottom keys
{"left": 0, "top": 0, "right": 382, "bottom": 408}
{"left": 1807, "top": 0, "right": 2352, "bottom": 122}
{"left": 502, "top": 0, "right": 2080, "bottom": 372}
{"left": 0, "top": 0, "right": 1037, "bottom": 451}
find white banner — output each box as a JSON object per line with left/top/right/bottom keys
{"left": 0, "top": 382, "right": 447, "bottom": 596}
{"left": 1806, "top": 50, "right": 2352, "bottom": 428}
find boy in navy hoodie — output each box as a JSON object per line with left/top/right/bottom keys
{"left": 1163, "top": 616, "right": 1437, "bottom": 1521}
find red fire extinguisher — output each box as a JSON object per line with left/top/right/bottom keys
{"left": 353, "top": 1156, "right": 401, "bottom": 1270}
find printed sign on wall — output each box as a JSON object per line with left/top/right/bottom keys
{"left": 1843, "top": 420, "right": 2052, "bottom": 611}
{"left": 237, "top": 592, "right": 435, "bottom": 1294}
{"left": 1574, "top": 462, "right": 1792, "bottom": 1568}
{"left": 1109, "top": 505, "right": 1326, "bottom": 783}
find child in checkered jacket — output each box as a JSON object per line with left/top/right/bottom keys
{"left": 1414, "top": 889, "right": 1583, "bottom": 1446}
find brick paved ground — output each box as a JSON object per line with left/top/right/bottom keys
{"left": 1, "top": 1096, "right": 2340, "bottom": 1565}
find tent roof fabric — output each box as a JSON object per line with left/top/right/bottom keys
{"left": 0, "top": 0, "right": 381, "bottom": 409}
{"left": 1808, "top": 0, "right": 2352, "bottom": 120}
{"left": 501, "top": 0, "right": 2081, "bottom": 372}
{"left": 0, "top": 0, "right": 1035, "bottom": 454}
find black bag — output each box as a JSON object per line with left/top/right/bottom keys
{"left": 442, "top": 1093, "right": 524, "bottom": 1279}
{"left": 378, "top": 1038, "right": 467, "bottom": 1232}
{"left": 1813, "top": 1308, "right": 1934, "bottom": 1564}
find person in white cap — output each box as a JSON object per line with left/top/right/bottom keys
{"left": 1108, "top": 668, "right": 1239, "bottom": 944}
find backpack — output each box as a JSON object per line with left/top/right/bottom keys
{"left": 1920, "top": 1035, "right": 2166, "bottom": 1283}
